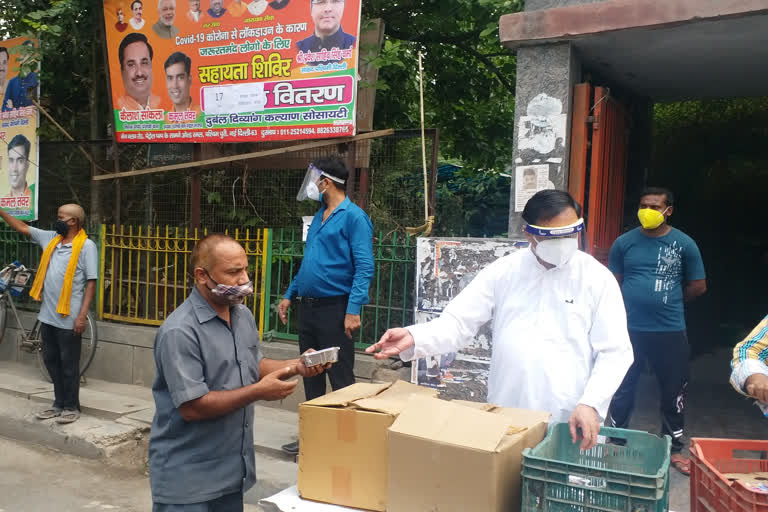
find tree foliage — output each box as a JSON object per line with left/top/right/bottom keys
{"left": 362, "top": 0, "right": 522, "bottom": 171}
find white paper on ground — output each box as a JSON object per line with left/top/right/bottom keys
{"left": 260, "top": 486, "right": 366, "bottom": 511}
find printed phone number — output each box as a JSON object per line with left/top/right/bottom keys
{"left": 273, "top": 126, "right": 349, "bottom": 136}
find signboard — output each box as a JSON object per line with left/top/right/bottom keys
{"left": 411, "top": 237, "right": 529, "bottom": 401}
{"left": 0, "top": 37, "right": 39, "bottom": 221}
{"left": 101, "top": 0, "right": 361, "bottom": 143}
{"left": 147, "top": 143, "right": 194, "bottom": 166}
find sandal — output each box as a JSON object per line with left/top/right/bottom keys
{"left": 35, "top": 408, "right": 62, "bottom": 420}
{"left": 55, "top": 410, "right": 81, "bottom": 424}
{"left": 670, "top": 454, "right": 691, "bottom": 476}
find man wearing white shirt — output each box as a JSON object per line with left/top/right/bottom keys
{"left": 129, "top": 0, "right": 146, "bottom": 30}
{"left": 368, "top": 190, "right": 633, "bottom": 450}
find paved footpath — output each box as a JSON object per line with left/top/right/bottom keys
{"left": 0, "top": 436, "right": 276, "bottom": 511}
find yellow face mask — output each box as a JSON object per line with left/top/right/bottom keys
{"left": 637, "top": 207, "right": 669, "bottom": 229}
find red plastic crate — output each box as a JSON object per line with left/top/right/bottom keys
{"left": 691, "top": 438, "right": 768, "bottom": 512}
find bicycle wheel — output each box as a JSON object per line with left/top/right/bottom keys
{"left": 36, "top": 315, "right": 99, "bottom": 382}
{"left": 30, "top": 321, "right": 51, "bottom": 382}
{"left": 0, "top": 295, "right": 7, "bottom": 344}
{"left": 79, "top": 314, "right": 98, "bottom": 376}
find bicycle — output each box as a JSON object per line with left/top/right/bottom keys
{"left": 0, "top": 263, "right": 98, "bottom": 383}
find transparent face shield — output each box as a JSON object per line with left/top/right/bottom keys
{"left": 296, "top": 163, "right": 346, "bottom": 201}
{"left": 524, "top": 219, "right": 586, "bottom": 266}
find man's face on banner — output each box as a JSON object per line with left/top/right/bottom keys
{"left": 8, "top": 145, "right": 29, "bottom": 191}
{"left": 121, "top": 41, "right": 153, "bottom": 102}
{"left": 159, "top": 0, "right": 176, "bottom": 26}
{"left": 189, "top": 0, "right": 200, "bottom": 13}
{"left": 132, "top": 1, "right": 143, "bottom": 20}
{"left": 311, "top": 0, "right": 344, "bottom": 37}
{"left": 209, "top": 0, "right": 223, "bottom": 14}
{"left": 165, "top": 62, "right": 191, "bottom": 107}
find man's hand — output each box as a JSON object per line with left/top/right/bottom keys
{"left": 278, "top": 299, "right": 291, "bottom": 325}
{"left": 568, "top": 404, "right": 601, "bottom": 451}
{"left": 365, "top": 328, "right": 415, "bottom": 360}
{"left": 256, "top": 366, "right": 298, "bottom": 401}
{"left": 344, "top": 314, "right": 361, "bottom": 339}
{"left": 295, "top": 349, "right": 332, "bottom": 378}
{"left": 746, "top": 374, "right": 768, "bottom": 403}
{"left": 73, "top": 314, "right": 87, "bottom": 335}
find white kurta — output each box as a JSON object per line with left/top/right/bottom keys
{"left": 403, "top": 248, "right": 633, "bottom": 424}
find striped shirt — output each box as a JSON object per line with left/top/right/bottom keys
{"left": 730, "top": 315, "right": 768, "bottom": 396}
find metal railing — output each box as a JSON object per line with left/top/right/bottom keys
{"left": 262, "top": 228, "right": 417, "bottom": 349}
{"left": 98, "top": 225, "right": 270, "bottom": 338}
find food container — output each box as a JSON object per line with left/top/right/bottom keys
{"left": 301, "top": 347, "right": 340, "bottom": 367}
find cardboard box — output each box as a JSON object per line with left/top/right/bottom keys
{"left": 297, "top": 380, "right": 438, "bottom": 511}
{"left": 387, "top": 397, "right": 551, "bottom": 512}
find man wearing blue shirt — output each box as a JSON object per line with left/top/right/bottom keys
{"left": 279, "top": 157, "right": 374, "bottom": 455}
{"left": 607, "top": 187, "right": 706, "bottom": 476}
{"left": 3, "top": 41, "right": 37, "bottom": 112}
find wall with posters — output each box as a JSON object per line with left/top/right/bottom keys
{"left": 102, "top": 0, "right": 361, "bottom": 143}
{"left": 0, "top": 37, "right": 39, "bottom": 221}
{"left": 411, "top": 237, "right": 528, "bottom": 401}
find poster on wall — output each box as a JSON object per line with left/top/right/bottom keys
{"left": 101, "top": 0, "right": 361, "bottom": 143}
{"left": 411, "top": 237, "right": 528, "bottom": 401}
{"left": 0, "top": 37, "right": 39, "bottom": 221}
{"left": 513, "top": 163, "right": 553, "bottom": 213}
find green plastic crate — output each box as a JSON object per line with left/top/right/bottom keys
{"left": 521, "top": 424, "right": 671, "bottom": 512}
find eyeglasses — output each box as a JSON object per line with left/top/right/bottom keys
{"left": 311, "top": 0, "right": 344, "bottom": 5}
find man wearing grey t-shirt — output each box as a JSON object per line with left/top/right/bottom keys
{"left": 0, "top": 204, "right": 98, "bottom": 424}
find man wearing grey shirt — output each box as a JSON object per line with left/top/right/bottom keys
{"left": 0, "top": 204, "right": 98, "bottom": 424}
{"left": 150, "top": 234, "right": 329, "bottom": 511}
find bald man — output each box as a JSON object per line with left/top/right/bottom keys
{"left": 0, "top": 204, "right": 98, "bottom": 424}
{"left": 149, "top": 234, "right": 330, "bottom": 511}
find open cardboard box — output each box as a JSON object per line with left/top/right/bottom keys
{"left": 387, "top": 396, "right": 551, "bottom": 512}
{"left": 297, "top": 380, "right": 438, "bottom": 511}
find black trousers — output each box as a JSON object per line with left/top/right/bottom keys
{"left": 608, "top": 330, "right": 689, "bottom": 453}
{"left": 40, "top": 322, "right": 82, "bottom": 411}
{"left": 153, "top": 491, "right": 243, "bottom": 511}
{"left": 297, "top": 297, "right": 355, "bottom": 401}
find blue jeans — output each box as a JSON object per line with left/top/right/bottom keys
{"left": 153, "top": 492, "right": 243, "bottom": 512}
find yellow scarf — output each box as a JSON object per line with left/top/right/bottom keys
{"left": 30, "top": 229, "right": 88, "bottom": 317}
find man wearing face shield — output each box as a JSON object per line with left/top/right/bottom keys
{"left": 149, "top": 234, "right": 330, "bottom": 511}
{"left": 607, "top": 187, "right": 706, "bottom": 475}
{"left": 367, "top": 190, "right": 633, "bottom": 451}
{"left": 0, "top": 204, "right": 98, "bottom": 424}
{"left": 278, "top": 157, "right": 374, "bottom": 456}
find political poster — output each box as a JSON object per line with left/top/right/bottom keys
{"left": 0, "top": 37, "right": 39, "bottom": 221}
{"left": 101, "top": 0, "right": 361, "bottom": 143}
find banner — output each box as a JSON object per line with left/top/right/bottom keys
{"left": 102, "top": 0, "right": 361, "bottom": 143}
{"left": 0, "top": 37, "right": 39, "bottom": 221}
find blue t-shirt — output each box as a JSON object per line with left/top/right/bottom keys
{"left": 609, "top": 227, "right": 705, "bottom": 332}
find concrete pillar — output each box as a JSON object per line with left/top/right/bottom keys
{"left": 507, "top": 42, "right": 580, "bottom": 236}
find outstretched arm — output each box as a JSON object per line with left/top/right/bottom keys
{"left": 0, "top": 209, "right": 30, "bottom": 237}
